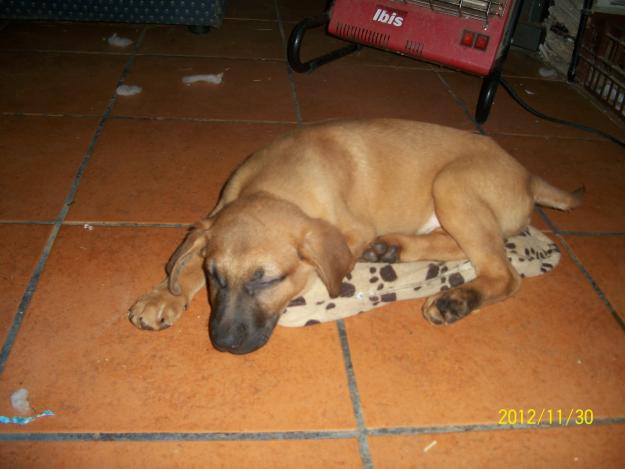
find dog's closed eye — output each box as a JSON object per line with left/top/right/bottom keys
{"left": 244, "top": 271, "right": 286, "bottom": 295}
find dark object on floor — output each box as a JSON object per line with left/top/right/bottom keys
{"left": 570, "top": 12, "right": 625, "bottom": 123}
{"left": 511, "top": 0, "right": 549, "bottom": 51}
{"left": 0, "top": 0, "right": 226, "bottom": 29}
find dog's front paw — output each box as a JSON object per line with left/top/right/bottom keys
{"left": 422, "top": 288, "right": 482, "bottom": 325}
{"left": 361, "top": 238, "right": 400, "bottom": 263}
{"left": 128, "top": 284, "right": 187, "bottom": 331}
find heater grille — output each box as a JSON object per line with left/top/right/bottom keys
{"left": 335, "top": 22, "right": 391, "bottom": 48}
{"left": 393, "top": 0, "right": 505, "bottom": 22}
{"left": 404, "top": 39, "right": 424, "bottom": 56}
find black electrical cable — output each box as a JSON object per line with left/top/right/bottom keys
{"left": 498, "top": 76, "right": 625, "bottom": 151}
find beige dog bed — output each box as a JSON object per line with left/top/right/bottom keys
{"left": 279, "top": 226, "right": 559, "bottom": 327}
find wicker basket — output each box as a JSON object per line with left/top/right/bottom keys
{"left": 576, "top": 13, "right": 625, "bottom": 120}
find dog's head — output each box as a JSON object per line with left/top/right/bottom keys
{"left": 167, "top": 193, "right": 354, "bottom": 354}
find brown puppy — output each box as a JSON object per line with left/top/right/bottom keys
{"left": 129, "top": 119, "right": 581, "bottom": 354}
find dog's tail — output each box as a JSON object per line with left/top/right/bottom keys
{"left": 530, "top": 176, "right": 584, "bottom": 211}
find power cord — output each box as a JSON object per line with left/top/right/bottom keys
{"left": 498, "top": 76, "right": 625, "bottom": 151}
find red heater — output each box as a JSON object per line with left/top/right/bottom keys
{"left": 287, "top": 0, "right": 524, "bottom": 122}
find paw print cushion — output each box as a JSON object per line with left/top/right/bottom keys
{"left": 278, "top": 226, "right": 560, "bottom": 327}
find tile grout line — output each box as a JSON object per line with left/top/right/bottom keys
{"left": 2, "top": 47, "right": 443, "bottom": 70}
{"left": 1, "top": 47, "right": 287, "bottom": 61}
{"left": 1, "top": 111, "right": 298, "bottom": 125}
{"left": 4, "top": 219, "right": 625, "bottom": 237}
{"left": 2, "top": 111, "right": 101, "bottom": 119}
{"left": 536, "top": 207, "right": 625, "bottom": 332}
{"left": 110, "top": 115, "right": 298, "bottom": 125}
{"left": 2, "top": 415, "right": 624, "bottom": 441}
{"left": 63, "top": 221, "right": 192, "bottom": 228}
{"left": 337, "top": 320, "right": 374, "bottom": 469}
{"left": 273, "top": 0, "right": 303, "bottom": 126}
{"left": 2, "top": 110, "right": 616, "bottom": 143}
{"left": 0, "top": 431, "right": 359, "bottom": 442}
{"left": 434, "top": 70, "right": 485, "bottom": 134}
{"left": 0, "top": 220, "right": 191, "bottom": 228}
{"left": 0, "top": 220, "right": 56, "bottom": 226}
{"left": 486, "top": 130, "right": 621, "bottom": 143}
{"left": 0, "top": 27, "right": 148, "bottom": 374}
{"left": 366, "top": 415, "right": 625, "bottom": 436}
{"left": 558, "top": 230, "right": 625, "bottom": 237}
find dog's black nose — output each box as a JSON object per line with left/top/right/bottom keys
{"left": 211, "top": 322, "right": 248, "bottom": 353}
{"left": 213, "top": 335, "right": 242, "bottom": 352}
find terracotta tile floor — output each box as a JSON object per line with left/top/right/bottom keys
{"left": 1, "top": 2, "right": 625, "bottom": 467}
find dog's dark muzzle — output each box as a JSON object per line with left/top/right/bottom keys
{"left": 209, "top": 292, "right": 279, "bottom": 354}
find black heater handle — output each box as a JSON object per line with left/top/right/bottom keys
{"left": 287, "top": 14, "right": 361, "bottom": 73}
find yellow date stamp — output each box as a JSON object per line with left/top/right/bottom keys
{"left": 498, "top": 408, "right": 594, "bottom": 426}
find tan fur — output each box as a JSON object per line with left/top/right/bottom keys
{"left": 129, "top": 119, "right": 580, "bottom": 352}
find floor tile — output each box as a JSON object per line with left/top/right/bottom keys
{"left": 112, "top": 56, "right": 295, "bottom": 121}
{"left": 140, "top": 20, "right": 284, "bottom": 59}
{"left": 0, "top": 226, "right": 356, "bottom": 432}
{"left": 565, "top": 236, "right": 625, "bottom": 322}
{"left": 0, "top": 51, "right": 127, "bottom": 115}
{"left": 294, "top": 64, "right": 472, "bottom": 127}
{"left": 369, "top": 425, "right": 625, "bottom": 468}
{"left": 67, "top": 120, "right": 293, "bottom": 223}
{"left": 494, "top": 135, "right": 625, "bottom": 232}
{"left": 502, "top": 48, "right": 561, "bottom": 80}
{"left": 0, "top": 21, "right": 142, "bottom": 53}
{"left": 443, "top": 72, "right": 625, "bottom": 139}
{"left": 0, "top": 225, "right": 51, "bottom": 344}
{"left": 0, "top": 116, "right": 97, "bottom": 220}
{"left": 344, "top": 240, "right": 625, "bottom": 428}
{"left": 0, "top": 439, "right": 362, "bottom": 468}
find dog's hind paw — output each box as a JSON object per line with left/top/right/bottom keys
{"left": 128, "top": 282, "right": 187, "bottom": 331}
{"left": 360, "top": 239, "right": 400, "bottom": 263}
{"left": 422, "top": 288, "right": 482, "bottom": 325}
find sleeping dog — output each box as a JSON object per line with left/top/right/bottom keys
{"left": 129, "top": 119, "right": 581, "bottom": 354}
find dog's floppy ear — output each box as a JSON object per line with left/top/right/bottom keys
{"left": 298, "top": 218, "right": 354, "bottom": 298}
{"left": 167, "top": 219, "right": 212, "bottom": 295}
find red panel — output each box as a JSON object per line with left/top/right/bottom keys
{"left": 475, "top": 34, "right": 490, "bottom": 50}
{"left": 328, "top": 0, "right": 514, "bottom": 76}
{"left": 461, "top": 30, "right": 475, "bottom": 47}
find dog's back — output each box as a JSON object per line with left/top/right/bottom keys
{"left": 218, "top": 119, "right": 534, "bottom": 234}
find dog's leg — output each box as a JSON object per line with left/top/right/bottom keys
{"left": 421, "top": 174, "right": 523, "bottom": 325}
{"left": 362, "top": 231, "right": 465, "bottom": 263}
{"left": 128, "top": 254, "right": 205, "bottom": 331}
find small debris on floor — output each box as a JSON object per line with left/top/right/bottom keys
{"left": 1, "top": 389, "right": 55, "bottom": 425}
{"left": 83, "top": 223, "right": 94, "bottom": 231}
{"left": 538, "top": 67, "right": 557, "bottom": 78}
{"left": 182, "top": 73, "right": 224, "bottom": 86}
{"left": 10, "top": 388, "right": 32, "bottom": 414}
{"left": 423, "top": 440, "right": 437, "bottom": 452}
{"left": 107, "top": 33, "right": 133, "bottom": 48}
{"left": 116, "top": 85, "right": 143, "bottom": 96}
